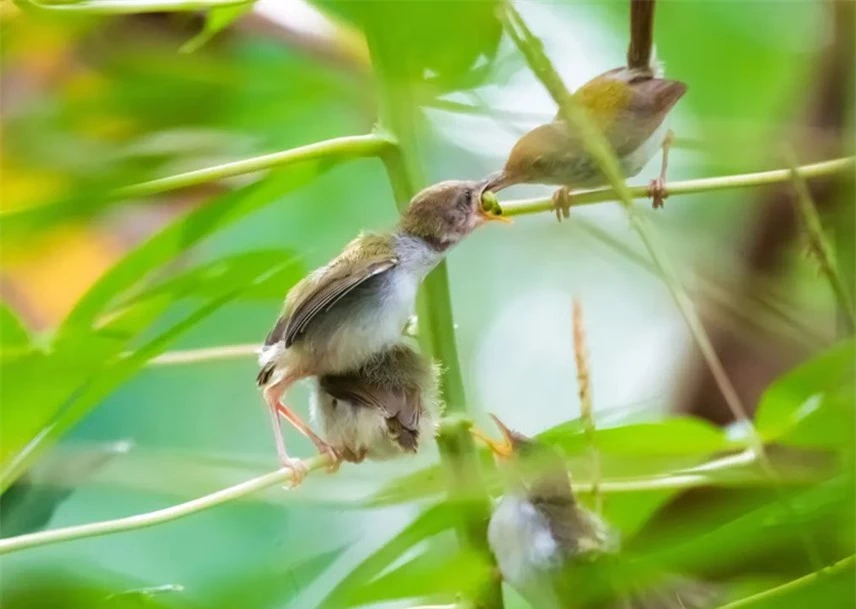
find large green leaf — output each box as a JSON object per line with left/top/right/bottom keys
{"left": 318, "top": 502, "right": 460, "bottom": 609}
{"left": 344, "top": 544, "right": 492, "bottom": 608}
{"left": 205, "top": 546, "right": 347, "bottom": 609}
{"left": 0, "top": 304, "right": 30, "bottom": 351}
{"left": 320, "top": 0, "right": 502, "bottom": 93}
{"left": 369, "top": 416, "right": 732, "bottom": 508}
{"left": 756, "top": 340, "right": 856, "bottom": 447}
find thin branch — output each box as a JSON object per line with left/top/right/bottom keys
{"left": 148, "top": 344, "right": 258, "bottom": 366}
{"left": 714, "top": 554, "right": 855, "bottom": 609}
{"left": 115, "top": 134, "right": 392, "bottom": 200}
{"left": 0, "top": 454, "right": 332, "bottom": 556}
{"left": 498, "top": 1, "right": 824, "bottom": 569}
{"left": 145, "top": 318, "right": 421, "bottom": 366}
{"left": 572, "top": 298, "right": 601, "bottom": 514}
{"left": 785, "top": 152, "right": 856, "bottom": 332}
{"left": 499, "top": 157, "right": 855, "bottom": 217}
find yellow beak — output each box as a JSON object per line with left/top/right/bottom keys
{"left": 470, "top": 413, "right": 514, "bottom": 458}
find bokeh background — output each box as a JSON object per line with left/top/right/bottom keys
{"left": 1, "top": 1, "right": 854, "bottom": 608}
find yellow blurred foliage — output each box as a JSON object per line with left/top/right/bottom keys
{"left": 2, "top": 226, "right": 119, "bottom": 324}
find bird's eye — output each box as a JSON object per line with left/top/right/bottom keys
{"left": 455, "top": 188, "right": 472, "bottom": 213}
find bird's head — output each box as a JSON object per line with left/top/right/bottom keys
{"left": 398, "top": 179, "right": 509, "bottom": 251}
{"left": 471, "top": 414, "right": 571, "bottom": 498}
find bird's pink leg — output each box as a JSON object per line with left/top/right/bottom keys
{"left": 275, "top": 403, "right": 342, "bottom": 474}
{"left": 551, "top": 186, "right": 573, "bottom": 222}
{"left": 649, "top": 129, "right": 674, "bottom": 209}
{"left": 263, "top": 378, "right": 309, "bottom": 486}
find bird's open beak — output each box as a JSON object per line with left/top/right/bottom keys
{"left": 478, "top": 190, "right": 512, "bottom": 224}
{"left": 470, "top": 413, "right": 514, "bottom": 458}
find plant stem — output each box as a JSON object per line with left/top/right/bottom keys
{"left": 714, "top": 554, "right": 855, "bottom": 609}
{"left": 113, "top": 134, "right": 391, "bottom": 200}
{"left": 785, "top": 152, "right": 856, "bottom": 332}
{"left": 499, "top": 0, "right": 824, "bottom": 570}
{"left": 499, "top": 157, "right": 855, "bottom": 216}
{"left": 13, "top": 0, "right": 252, "bottom": 15}
{"left": 0, "top": 454, "right": 332, "bottom": 556}
{"left": 366, "top": 18, "right": 502, "bottom": 609}
{"left": 572, "top": 299, "right": 601, "bottom": 514}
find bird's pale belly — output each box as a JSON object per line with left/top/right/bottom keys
{"left": 293, "top": 270, "right": 418, "bottom": 374}
{"left": 549, "top": 119, "right": 668, "bottom": 188}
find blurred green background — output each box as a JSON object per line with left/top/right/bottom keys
{"left": 1, "top": 1, "right": 853, "bottom": 608}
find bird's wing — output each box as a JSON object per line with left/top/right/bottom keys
{"left": 264, "top": 253, "right": 397, "bottom": 348}
{"left": 610, "top": 77, "right": 687, "bottom": 157}
{"left": 319, "top": 374, "right": 422, "bottom": 452}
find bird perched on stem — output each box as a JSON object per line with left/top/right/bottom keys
{"left": 472, "top": 415, "right": 718, "bottom": 609}
{"left": 488, "top": 0, "right": 686, "bottom": 219}
{"left": 256, "top": 179, "right": 506, "bottom": 483}
{"left": 310, "top": 343, "right": 442, "bottom": 463}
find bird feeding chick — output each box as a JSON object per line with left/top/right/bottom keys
{"left": 256, "top": 179, "right": 508, "bottom": 483}
{"left": 486, "top": 0, "right": 686, "bottom": 219}
{"left": 472, "top": 415, "right": 719, "bottom": 609}
{"left": 310, "top": 343, "right": 442, "bottom": 463}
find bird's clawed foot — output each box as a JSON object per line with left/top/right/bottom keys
{"left": 281, "top": 457, "right": 309, "bottom": 488}
{"left": 313, "top": 441, "right": 343, "bottom": 474}
{"left": 551, "top": 186, "right": 572, "bottom": 222}
{"left": 648, "top": 177, "right": 668, "bottom": 209}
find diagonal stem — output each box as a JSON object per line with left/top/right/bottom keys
{"left": 785, "top": 151, "right": 856, "bottom": 333}
{"left": 498, "top": 0, "right": 825, "bottom": 570}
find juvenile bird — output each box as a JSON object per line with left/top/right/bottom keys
{"left": 487, "top": 0, "right": 686, "bottom": 218}
{"left": 472, "top": 415, "right": 718, "bottom": 609}
{"left": 310, "top": 343, "right": 441, "bottom": 463}
{"left": 256, "top": 179, "right": 506, "bottom": 482}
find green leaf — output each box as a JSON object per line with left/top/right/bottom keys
{"left": 324, "top": 0, "right": 502, "bottom": 92}
{"left": 13, "top": 0, "right": 252, "bottom": 16}
{"left": 345, "top": 544, "right": 492, "bottom": 607}
{"left": 549, "top": 418, "right": 732, "bottom": 458}
{"left": 756, "top": 340, "right": 856, "bottom": 446}
{"left": 121, "top": 249, "right": 303, "bottom": 307}
{"left": 369, "top": 416, "right": 731, "bottom": 508}
{"left": 62, "top": 165, "right": 321, "bottom": 332}
{"left": 181, "top": 3, "right": 254, "bottom": 54}
{"left": 206, "top": 546, "right": 347, "bottom": 609}
{"left": 0, "top": 304, "right": 30, "bottom": 351}
{"left": 0, "top": 440, "right": 130, "bottom": 538}
{"left": 318, "top": 502, "right": 459, "bottom": 609}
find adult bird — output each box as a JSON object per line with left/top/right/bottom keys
{"left": 488, "top": 0, "right": 686, "bottom": 218}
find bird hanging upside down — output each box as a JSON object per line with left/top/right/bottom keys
{"left": 310, "top": 343, "right": 442, "bottom": 463}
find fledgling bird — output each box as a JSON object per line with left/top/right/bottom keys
{"left": 472, "top": 415, "right": 719, "bottom": 609}
{"left": 487, "top": 0, "right": 686, "bottom": 218}
{"left": 256, "top": 179, "right": 506, "bottom": 483}
{"left": 310, "top": 343, "right": 442, "bottom": 463}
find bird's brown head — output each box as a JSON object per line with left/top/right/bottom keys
{"left": 398, "top": 179, "right": 509, "bottom": 251}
